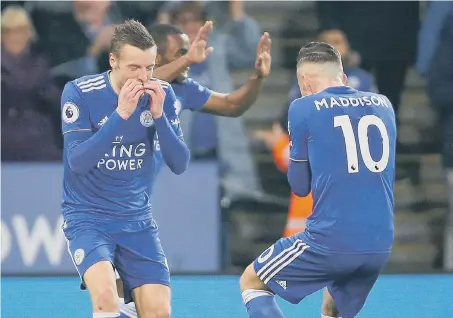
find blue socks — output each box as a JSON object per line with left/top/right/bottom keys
{"left": 242, "top": 289, "right": 285, "bottom": 318}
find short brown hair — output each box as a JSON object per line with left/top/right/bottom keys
{"left": 110, "top": 19, "right": 156, "bottom": 56}
{"left": 297, "top": 42, "right": 341, "bottom": 67}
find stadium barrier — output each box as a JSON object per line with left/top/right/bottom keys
{"left": 1, "top": 162, "right": 221, "bottom": 275}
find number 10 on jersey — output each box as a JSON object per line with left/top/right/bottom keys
{"left": 334, "top": 115, "right": 390, "bottom": 174}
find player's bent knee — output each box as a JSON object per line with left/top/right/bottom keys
{"left": 136, "top": 302, "right": 170, "bottom": 318}
{"left": 140, "top": 308, "right": 170, "bottom": 318}
{"left": 240, "top": 264, "right": 266, "bottom": 292}
{"left": 93, "top": 285, "right": 120, "bottom": 312}
{"left": 133, "top": 284, "right": 170, "bottom": 318}
{"left": 84, "top": 261, "right": 119, "bottom": 312}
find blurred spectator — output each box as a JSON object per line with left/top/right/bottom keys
{"left": 29, "top": 0, "right": 122, "bottom": 81}
{"left": 167, "top": 1, "right": 262, "bottom": 200}
{"left": 168, "top": 0, "right": 259, "bottom": 156}
{"left": 317, "top": 1, "right": 420, "bottom": 120}
{"left": 114, "top": 1, "right": 166, "bottom": 27}
{"left": 416, "top": 1, "right": 453, "bottom": 270}
{"left": 1, "top": 5, "right": 61, "bottom": 161}
{"left": 1, "top": 1, "right": 24, "bottom": 11}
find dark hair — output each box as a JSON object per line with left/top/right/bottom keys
{"left": 110, "top": 19, "right": 156, "bottom": 56}
{"left": 296, "top": 42, "right": 341, "bottom": 67}
{"left": 169, "top": 1, "right": 207, "bottom": 24}
{"left": 148, "top": 24, "right": 183, "bottom": 49}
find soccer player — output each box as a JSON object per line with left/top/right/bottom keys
{"left": 239, "top": 42, "right": 396, "bottom": 318}
{"left": 150, "top": 22, "right": 271, "bottom": 117}
{"left": 61, "top": 20, "right": 189, "bottom": 318}
{"left": 117, "top": 22, "right": 271, "bottom": 318}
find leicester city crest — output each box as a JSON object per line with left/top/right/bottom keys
{"left": 140, "top": 110, "right": 154, "bottom": 127}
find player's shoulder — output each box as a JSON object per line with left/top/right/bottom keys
{"left": 183, "top": 77, "right": 201, "bottom": 87}
{"left": 69, "top": 72, "right": 108, "bottom": 95}
{"left": 288, "top": 96, "right": 312, "bottom": 124}
{"left": 374, "top": 92, "right": 392, "bottom": 105}
{"left": 289, "top": 95, "right": 315, "bottom": 113}
{"left": 357, "top": 90, "right": 393, "bottom": 107}
{"left": 183, "top": 77, "right": 211, "bottom": 97}
{"left": 151, "top": 77, "right": 171, "bottom": 91}
{"left": 289, "top": 96, "right": 306, "bottom": 109}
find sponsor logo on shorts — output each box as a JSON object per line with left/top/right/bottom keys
{"left": 74, "top": 248, "right": 85, "bottom": 266}
{"left": 275, "top": 280, "right": 287, "bottom": 289}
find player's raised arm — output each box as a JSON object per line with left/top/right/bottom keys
{"left": 200, "top": 32, "right": 271, "bottom": 117}
{"left": 287, "top": 100, "right": 311, "bottom": 197}
{"left": 62, "top": 79, "right": 143, "bottom": 175}
{"left": 145, "top": 79, "right": 190, "bottom": 175}
{"left": 151, "top": 21, "right": 214, "bottom": 83}
{"left": 149, "top": 23, "right": 271, "bottom": 117}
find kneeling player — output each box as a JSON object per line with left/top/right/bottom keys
{"left": 240, "top": 42, "right": 396, "bottom": 318}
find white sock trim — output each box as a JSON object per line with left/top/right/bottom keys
{"left": 242, "top": 289, "right": 274, "bottom": 305}
{"left": 92, "top": 313, "right": 120, "bottom": 318}
{"left": 119, "top": 297, "right": 138, "bottom": 317}
{"left": 322, "top": 315, "right": 342, "bottom": 318}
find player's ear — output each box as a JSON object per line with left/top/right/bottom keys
{"left": 342, "top": 73, "right": 348, "bottom": 85}
{"left": 300, "top": 76, "right": 312, "bottom": 96}
{"left": 296, "top": 71, "right": 304, "bottom": 95}
{"left": 109, "top": 53, "right": 117, "bottom": 70}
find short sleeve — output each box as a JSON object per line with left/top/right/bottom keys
{"left": 61, "top": 82, "right": 91, "bottom": 135}
{"left": 183, "top": 78, "right": 212, "bottom": 111}
{"left": 288, "top": 99, "right": 309, "bottom": 162}
{"left": 163, "top": 84, "right": 184, "bottom": 138}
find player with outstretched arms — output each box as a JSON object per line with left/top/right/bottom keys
{"left": 239, "top": 42, "right": 396, "bottom": 318}
{"left": 61, "top": 20, "right": 189, "bottom": 318}
{"left": 117, "top": 22, "right": 271, "bottom": 318}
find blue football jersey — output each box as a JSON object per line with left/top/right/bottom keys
{"left": 151, "top": 78, "right": 212, "bottom": 184}
{"left": 288, "top": 86, "right": 396, "bottom": 253}
{"left": 61, "top": 71, "right": 182, "bottom": 221}
{"left": 171, "top": 77, "right": 212, "bottom": 114}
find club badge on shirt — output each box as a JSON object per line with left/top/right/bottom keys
{"left": 140, "top": 110, "right": 154, "bottom": 127}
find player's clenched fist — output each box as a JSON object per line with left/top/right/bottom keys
{"left": 143, "top": 80, "right": 166, "bottom": 119}
{"left": 116, "top": 79, "right": 144, "bottom": 120}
